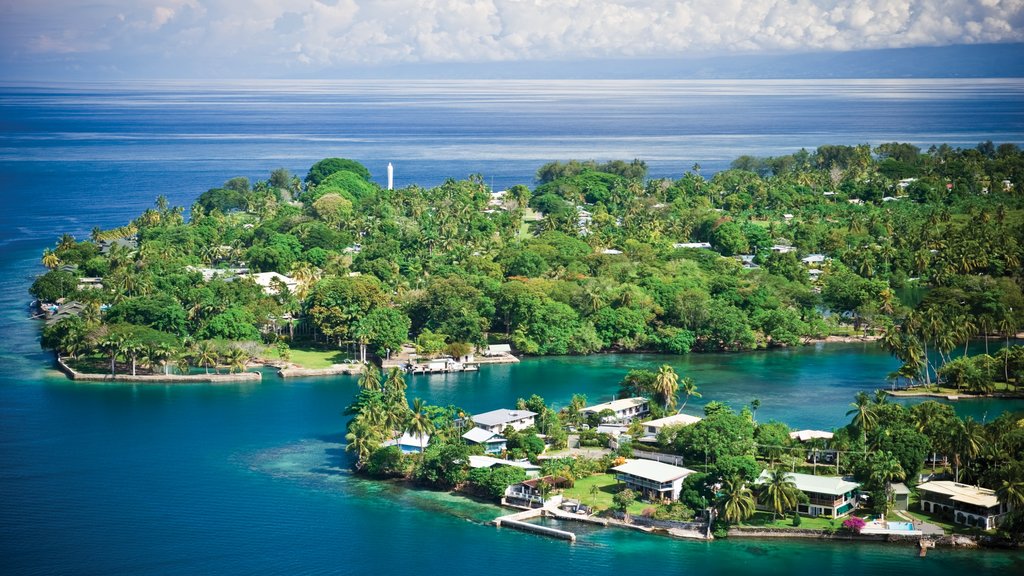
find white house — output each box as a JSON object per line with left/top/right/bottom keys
{"left": 462, "top": 427, "right": 507, "bottom": 454}
{"left": 469, "top": 409, "right": 536, "bottom": 434}
{"left": 673, "top": 242, "right": 712, "bottom": 249}
{"left": 641, "top": 413, "right": 702, "bottom": 441}
{"left": 612, "top": 459, "right": 695, "bottom": 501}
{"left": 916, "top": 481, "right": 1008, "bottom": 530}
{"left": 755, "top": 470, "right": 859, "bottom": 518}
{"left": 249, "top": 272, "right": 299, "bottom": 296}
{"left": 770, "top": 245, "right": 796, "bottom": 254}
{"left": 483, "top": 344, "right": 513, "bottom": 357}
{"left": 801, "top": 254, "right": 827, "bottom": 265}
{"left": 580, "top": 397, "right": 649, "bottom": 423}
{"left": 789, "top": 430, "right": 834, "bottom": 442}
{"left": 382, "top": 432, "right": 430, "bottom": 454}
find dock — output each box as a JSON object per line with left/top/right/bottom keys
{"left": 493, "top": 508, "right": 576, "bottom": 542}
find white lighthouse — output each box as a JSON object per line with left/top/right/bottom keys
{"left": 387, "top": 162, "right": 394, "bottom": 191}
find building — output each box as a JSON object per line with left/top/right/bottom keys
{"left": 469, "top": 409, "right": 536, "bottom": 434}
{"left": 891, "top": 482, "right": 911, "bottom": 511}
{"left": 755, "top": 470, "right": 859, "bottom": 518}
{"left": 580, "top": 397, "right": 649, "bottom": 423}
{"left": 770, "top": 245, "right": 796, "bottom": 254}
{"left": 789, "top": 430, "right": 834, "bottom": 442}
{"left": 801, "top": 254, "right": 827, "bottom": 265}
{"left": 249, "top": 272, "right": 299, "bottom": 296}
{"left": 504, "top": 476, "right": 572, "bottom": 508}
{"left": 640, "top": 413, "right": 702, "bottom": 441}
{"left": 611, "top": 459, "right": 695, "bottom": 501}
{"left": 673, "top": 242, "right": 712, "bottom": 249}
{"left": 916, "top": 481, "right": 1008, "bottom": 530}
{"left": 462, "top": 427, "right": 507, "bottom": 454}
{"left": 382, "top": 432, "right": 430, "bottom": 454}
{"left": 483, "top": 344, "right": 512, "bottom": 357}
{"left": 468, "top": 455, "right": 540, "bottom": 477}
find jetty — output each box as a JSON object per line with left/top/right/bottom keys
{"left": 493, "top": 508, "right": 576, "bottom": 542}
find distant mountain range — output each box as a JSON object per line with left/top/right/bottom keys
{"left": 340, "top": 43, "right": 1024, "bottom": 80}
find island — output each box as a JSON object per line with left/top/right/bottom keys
{"left": 27, "top": 143, "right": 1024, "bottom": 546}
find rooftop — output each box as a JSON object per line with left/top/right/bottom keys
{"left": 383, "top": 432, "right": 430, "bottom": 448}
{"left": 472, "top": 408, "right": 537, "bottom": 427}
{"left": 582, "top": 397, "right": 648, "bottom": 414}
{"left": 468, "top": 455, "right": 539, "bottom": 471}
{"left": 756, "top": 470, "right": 859, "bottom": 495}
{"left": 612, "top": 459, "right": 695, "bottom": 483}
{"left": 462, "top": 427, "right": 505, "bottom": 444}
{"left": 789, "top": 430, "right": 834, "bottom": 442}
{"left": 644, "top": 413, "right": 702, "bottom": 428}
{"left": 917, "top": 481, "right": 1000, "bottom": 508}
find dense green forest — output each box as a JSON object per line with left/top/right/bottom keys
{"left": 32, "top": 142, "right": 1024, "bottom": 381}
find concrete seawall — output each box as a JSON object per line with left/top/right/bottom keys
{"left": 277, "top": 364, "right": 361, "bottom": 378}
{"left": 56, "top": 357, "right": 262, "bottom": 384}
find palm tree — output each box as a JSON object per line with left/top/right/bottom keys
{"left": 225, "top": 347, "right": 249, "bottom": 374}
{"left": 996, "top": 478, "right": 1024, "bottom": 510}
{"left": 41, "top": 248, "right": 60, "bottom": 269}
{"left": 383, "top": 367, "right": 407, "bottom": 406}
{"left": 869, "top": 451, "right": 904, "bottom": 512}
{"left": 679, "top": 377, "right": 701, "bottom": 411}
{"left": 194, "top": 341, "right": 219, "bottom": 374}
{"left": 750, "top": 398, "right": 761, "bottom": 423}
{"left": 653, "top": 365, "right": 680, "bottom": 411}
{"left": 761, "top": 468, "right": 802, "bottom": 520}
{"left": 358, "top": 363, "right": 382, "bottom": 392}
{"left": 719, "top": 476, "right": 756, "bottom": 524}
{"left": 345, "top": 415, "right": 383, "bottom": 469}
{"left": 953, "top": 418, "right": 985, "bottom": 482}
{"left": 98, "top": 334, "right": 126, "bottom": 377}
{"left": 845, "top": 391, "right": 877, "bottom": 442}
{"left": 406, "top": 398, "right": 435, "bottom": 454}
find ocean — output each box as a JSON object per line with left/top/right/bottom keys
{"left": 1, "top": 80, "right": 1023, "bottom": 575}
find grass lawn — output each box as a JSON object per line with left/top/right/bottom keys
{"left": 267, "top": 347, "right": 354, "bottom": 369}
{"left": 739, "top": 511, "right": 841, "bottom": 531}
{"left": 886, "top": 380, "right": 1019, "bottom": 396}
{"left": 561, "top": 473, "right": 648, "bottom": 516}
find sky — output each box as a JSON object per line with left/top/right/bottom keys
{"left": 1, "top": 0, "right": 1023, "bottom": 80}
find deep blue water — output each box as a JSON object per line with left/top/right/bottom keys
{"left": 1, "top": 81, "right": 1023, "bottom": 574}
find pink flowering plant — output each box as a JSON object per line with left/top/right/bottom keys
{"left": 842, "top": 517, "right": 866, "bottom": 533}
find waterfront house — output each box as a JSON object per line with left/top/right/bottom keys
{"left": 916, "top": 481, "right": 1008, "bottom": 529}
{"left": 462, "top": 426, "right": 507, "bottom": 454}
{"left": 611, "top": 459, "right": 695, "bottom": 501}
{"left": 504, "top": 475, "right": 572, "bottom": 508}
{"left": 382, "top": 432, "right": 430, "bottom": 454}
{"left": 755, "top": 470, "right": 859, "bottom": 518}
{"left": 581, "top": 397, "right": 649, "bottom": 423}
{"left": 639, "top": 413, "right": 702, "bottom": 442}
{"left": 468, "top": 408, "right": 537, "bottom": 435}
{"left": 468, "top": 455, "right": 541, "bottom": 477}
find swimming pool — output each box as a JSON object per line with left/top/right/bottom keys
{"left": 886, "top": 522, "right": 916, "bottom": 531}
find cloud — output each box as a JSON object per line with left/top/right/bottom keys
{"left": 2, "top": 0, "right": 1023, "bottom": 75}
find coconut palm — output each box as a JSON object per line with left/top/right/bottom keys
{"left": 953, "top": 418, "right": 986, "bottom": 482}
{"left": 98, "top": 334, "right": 126, "bottom": 377}
{"left": 194, "top": 341, "right": 219, "bottom": 374}
{"left": 845, "top": 391, "right": 877, "bottom": 442}
{"left": 653, "top": 365, "right": 680, "bottom": 411}
{"left": 41, "top": 248, "right": 60, "bottom": 269}
{"left": 761, "top": 468, "right": 802, "bottom": 520}
{"left": 358, "top": 363, "right": 382, "bottom": 392}
{"left": 719, "top": 476, "right": 756, "bottom": 524}
{"left": 996, "top": 478, "right": 1024, "bottom": 510}
{"left": 225, "top": 346, "right": 249, "bottom": 374}
{"left": 679, "top": 377, "right": 701, "bottom": 411}
{"left": 383, "top": 367, "right": 407, "bottom": 406}
{"left": 869, "top": 451, "right": 904, "bottom": 512}
{"left": 405, "top": 398, "right": 435, "bottom": 454}
{"left": 345, "top": 415, "right": 383, "bottom": 468}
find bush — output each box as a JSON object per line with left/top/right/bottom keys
{"left": 792, "top": 514, "right": 801, "bottom": 527}
{"left": 842, "top": 516, "right": 866, "bottom": 533}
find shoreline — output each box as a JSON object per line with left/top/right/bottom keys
{"left": 56, "top": 356, "right": 261, "bottom": 384}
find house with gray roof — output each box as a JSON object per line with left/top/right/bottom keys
{"left": 755, "top": 470, "right": 859, "bottom": 518}
{"left": 462, "top": 427, "right": 507, "bottom": 454}
{"left": 468, "top": 409, "right": 536, "bottom": 434}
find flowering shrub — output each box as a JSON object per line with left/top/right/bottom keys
{"left": 842, "top": 517, "right": 866, "bottom": 533}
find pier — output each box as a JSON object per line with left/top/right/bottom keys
{"left": 493, "top": 508, "right": 576, "bottom": 542}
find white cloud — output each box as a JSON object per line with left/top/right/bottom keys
{"left": 2, "top": 0, "right": 1023, "bottom": 74}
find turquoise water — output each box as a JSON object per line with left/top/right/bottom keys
{"left": 2, "top": 81, "right": 1024, "bottom": 574}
